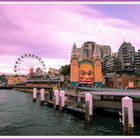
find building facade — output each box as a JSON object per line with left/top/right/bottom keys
{"left": 70, "top": 42, "right": 103, "bottom": 87}
{"left": 78, "top": 41, "right": 95, "bottom": 61}
{"left": 70, "top": 41, "right": 139, "bottom": 89}
{"left": 118, "top": 41, "right": 135, "bottom": 71}
{"left": 113, "top": 74, "right": 136, "bottom": 89}
{"left": 102, "top": 41, "right": 140, "bottom": 88}
{"left": 100, "top": 45, "right": 111, "bottom": 59}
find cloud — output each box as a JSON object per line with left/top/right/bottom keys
{"left": 0, "top": 55, "right": 17, "bottom": 74}
{"left": 0, "top": 4, "right": 140, "bottom": 74}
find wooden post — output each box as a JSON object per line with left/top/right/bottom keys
{"left": 85, "top": 101, "right": 90, "bottom": 122}
{"left": 120, "top": 96, "right": 134, "bottom": 135}
{"left": 124, "top": 107, "right": 128, "bottom": 134}
{"left": 77, "top": 96, "right": 81, "bottom": 102}
{"left": 85, "top": 93, "right": 93, "bottom": 123}
{"left": 59, "top": 90, "right": 65, "bottom": 112}
{"left": 54, "top": 90, "right": 60, "bottom": 110}
{"left": 40, "top": 88, "right": 45, "bottom": 106}
{"left": 33, "top": 88, "right": 37, "bottom": 102}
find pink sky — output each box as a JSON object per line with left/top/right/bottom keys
{"left": 0, "top": 4, "right": 140, "bottom": 74}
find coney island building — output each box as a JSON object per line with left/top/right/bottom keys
{"left": 70, "top": 41, "right": 104, "bottom": 88}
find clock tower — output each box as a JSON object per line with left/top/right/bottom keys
{"left": 93, "top": 45, "right": 103, "bottom": 88}
{"left": 70, "top": 43, "right": 79, "bottom": 83}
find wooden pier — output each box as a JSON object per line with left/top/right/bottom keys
{"left": 30, "top": 87, "right": 140, "bottom": 135}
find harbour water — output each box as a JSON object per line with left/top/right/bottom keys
{"left": 0, "top": 89, "right": 140, "bottom": 136}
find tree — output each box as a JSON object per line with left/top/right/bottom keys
{"left": 0, "top": 74, "right": 7, "bottom": 86}
{"left": 0, "top": 74, "right": 6, "bottom": 82}
{"left": 134, "top": 68, "right": 140, "bottom": 89}
{"left": 60, "top": 64, "right": 70, "bottom": 76}
{"left": 134, "top": 68, "right": 140, "bottom": 77}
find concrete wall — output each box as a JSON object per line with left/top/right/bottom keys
{"left": 94, "top": 100, "right": 140, "bottom": 112}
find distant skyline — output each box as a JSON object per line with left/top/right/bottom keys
{"left": 0, "top": 4, "right": 140, "bottom": 74}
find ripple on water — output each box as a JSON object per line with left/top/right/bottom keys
{"left": 0, "top": 90, "right": 137, "bottom": 136}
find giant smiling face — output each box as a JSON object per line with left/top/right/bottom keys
{"left": 79, "top": 64, "right": 94, "bottom": 84}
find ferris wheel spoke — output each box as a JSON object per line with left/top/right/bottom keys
{"left": 14, "top": 53, "right": 46, "bottom": 76}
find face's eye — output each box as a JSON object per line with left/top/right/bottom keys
{"left": 88, "top": 70, "right": 93, "bottom": 76}
{"left": 80, "top": 70, "right": 85, "bottom": 75}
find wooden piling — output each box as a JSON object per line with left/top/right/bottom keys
{"left": 32, "top": 88, "right": 37, "bottom": 102}
{"left": 85, "top": 101, "right": 90, "bottom": 123}
{"left": 54, "top": 90, "right": 60, "bottom": 110}
{"left": 121, "top": 96, "right": 134, "bottom": 135}
{"left": 85, "top": 93, "right": 93, "bottom": 123}
{"left": 40, "top": 88, "right": 45, "bottom": 106}
{"left": 59, "top": 90, "right": 65, "bottom": 112}
{"left": 123, "top": 107, "right": 128, "bottom": 134}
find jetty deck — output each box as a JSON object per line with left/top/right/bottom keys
{"left": 64, "top": 88, "right": 140, "bottom": 112}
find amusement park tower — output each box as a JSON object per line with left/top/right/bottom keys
{"left": 70, "top": 43, "right": 79, "bottom": 83}
{"left": 93, "top": 45, "right": 103, "bottom": 88}
{"left": 70, "top": 42, "right": 103, "bottom": 88}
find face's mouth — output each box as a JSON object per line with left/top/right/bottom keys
{"left": 80, "top": 80, "right": 93, "bottom": 82}
{"left": 80, "top": 79, "right": 93, "bottom": 82}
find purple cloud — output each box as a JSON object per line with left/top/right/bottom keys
{"left": 0, "top": 4, "right": 140, "bottom": 74}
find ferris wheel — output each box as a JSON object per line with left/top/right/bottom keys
{"left": 14, "top": 53, "right": 46, "bottom": 76}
